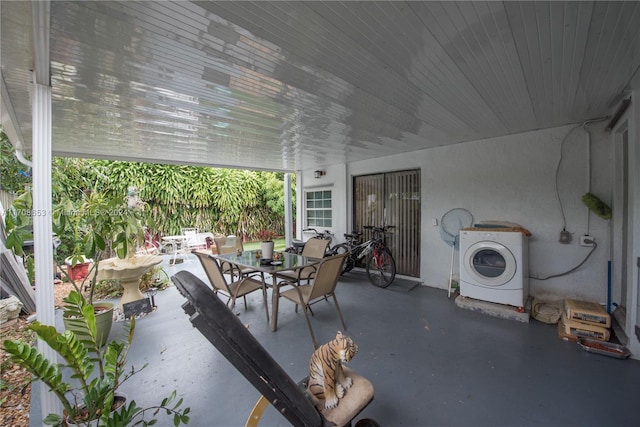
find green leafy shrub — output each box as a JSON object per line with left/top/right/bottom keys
{"left": 3, "top": 292, "right": 190, "bottom": 426}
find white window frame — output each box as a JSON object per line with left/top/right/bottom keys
{"left": 304, "top": 188, "right": 333, "bottom": 228}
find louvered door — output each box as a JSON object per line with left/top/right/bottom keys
{"left": 353, "top": 170, "right": 420, "bottom": 277}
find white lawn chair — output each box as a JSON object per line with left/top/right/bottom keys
{"left": 181, "top": 227, "right": 207, "bottom": 251}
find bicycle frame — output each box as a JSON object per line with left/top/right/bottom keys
{"left": 334, "top": 225, "right": 396, "bottom": 287}
{"left": 350, "top": 239, "right": 374, "bottom": 261}
{"left": 371, "top": 244, "right": 386, "bottom": 265}
{"left": 286, "top": 228, "right": 337, "bottom": 255}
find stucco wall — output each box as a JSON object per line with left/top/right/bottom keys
{"left": 339, "top": 123, "right": 614, "bottom": 303}
{"left": 296, "top": 164, "right": 349, "bottom": 244}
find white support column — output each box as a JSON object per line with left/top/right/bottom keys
{"left": 296, "top": 172, "right": 304, "bottom": 239}
{"left": 32, "top": 81, "right": 59, "bottom": 418}
{"left": 284, "top": 173, "right": 293, "bottom": 246}
{"left": 31, "top": 0, "right": 58, "bottom": 418}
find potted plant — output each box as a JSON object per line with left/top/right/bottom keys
{"left": 52, "top": 188, "right": 152, "bottom": 345}
{"left": 4, "top": 185, "right": 153, "bottom": 346}
{"left": 3, "top": 291, "right": 190, "bottom": 426}
{"left": 256, "top": 229, "right": 276, "bottom": 260}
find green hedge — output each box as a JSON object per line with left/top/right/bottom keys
{"left": 51, "top": 158, "right": 295, "bottom": 240}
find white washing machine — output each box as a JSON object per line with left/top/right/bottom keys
{"left": 459, "top": 230, "right": 529, "bottom": 308}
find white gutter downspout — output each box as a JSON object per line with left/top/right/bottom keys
{"left": 31, "top": 0, "right": 59, "bottom": 419}
{"left": 15, "top": 149, "right": 33, "bottom": 168}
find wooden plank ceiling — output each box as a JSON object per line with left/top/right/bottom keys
{"left": 1, "top": 1, "right": 639, "bottom": 171}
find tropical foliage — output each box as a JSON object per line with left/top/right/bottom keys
{"left": 0, "top": 130, "right": 32, "bottom": 194}
{"left": 3, "top": 292, "right": 190, "bottom": 426}
{"left": 2, "top": 126, "right": 296, "bottom": 262}
{"left": 50, "top": 158, "right": 294, "bottom": 242}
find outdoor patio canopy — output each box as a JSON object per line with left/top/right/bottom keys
{"left": 2, "top": 1, "right": 640, "bottom": 421}
{"left": 2, "top": 1, "right": 639, "bottom": 172}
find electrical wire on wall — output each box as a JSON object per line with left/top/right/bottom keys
{"left": 583, "top": 121, "right": 592, "bottom": 236}
{"left": 581, "top": 118, "right": 610, "bottom": 235}
{"left": 532, "top": 240, "right": 598, "bottom": 280}
{"left": 540, "top": 117, "right": 608, "bottom": 281}
{"left": 553, "top": 117, "right": 609, "bottom": 243}
{"left": 554, "top": 123, "right": 581, "bottom": 243}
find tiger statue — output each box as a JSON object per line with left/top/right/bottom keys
{"left": 306, "top": 331, "right": 359, "bottom": 409}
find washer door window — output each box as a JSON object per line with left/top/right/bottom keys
{"left": 463, "top": 241, "right": 516, "bottom": 287}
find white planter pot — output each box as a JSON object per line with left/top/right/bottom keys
{"left": 260, "top": 241, "right": 274, "bottom": 260}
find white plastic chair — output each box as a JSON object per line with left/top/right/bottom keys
{"left": 181, "top": 227, "right": 206, "bottom": 251}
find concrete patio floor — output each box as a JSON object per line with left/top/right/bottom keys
{"left": 34, "top": 253, "right": 640, "bottom": 426}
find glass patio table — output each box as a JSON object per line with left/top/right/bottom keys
{"left": 215, "top": 250, "right": 322, "bottom": 332}
{"left": 160, "top": 235, "right": 188, "bottom": 264}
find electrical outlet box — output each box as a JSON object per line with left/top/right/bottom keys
{"left": 580, "top": 235, "right": 595, "bottom": 247}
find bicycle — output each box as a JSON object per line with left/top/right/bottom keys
{"left": 330, "top": 225, "right": 396, "bottom": 288}
{"left": 285, "top": 228, "right": 337, "bottom": 255}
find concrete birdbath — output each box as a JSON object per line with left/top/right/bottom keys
{"left": 98, "top": 254, "right": 163, "bottom": 311}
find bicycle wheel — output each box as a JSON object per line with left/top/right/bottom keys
{"left": 333, "top": 243, "right": 353, "bottom": 273}
{"left": 366, "top": 247, "right": 396, "bottom": 288}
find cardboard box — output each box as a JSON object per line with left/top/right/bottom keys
{"left": 564, "top": 299, "right": 611, "bottom": 328}
{"left": 559, "top": 312, "right": 610, "bottom": 342}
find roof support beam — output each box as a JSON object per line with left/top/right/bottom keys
{"left": 284, "top": 173, "right": 293, "bottom": 246}
{"left": 30, "top": 0, "right": 58, "bottom": 419}
{"left": 32, "top": 79, "right": 58, "bottom": 421}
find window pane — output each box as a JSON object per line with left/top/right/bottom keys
{"left": 306, "top": 190, "right": 332, "bottom": 229}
